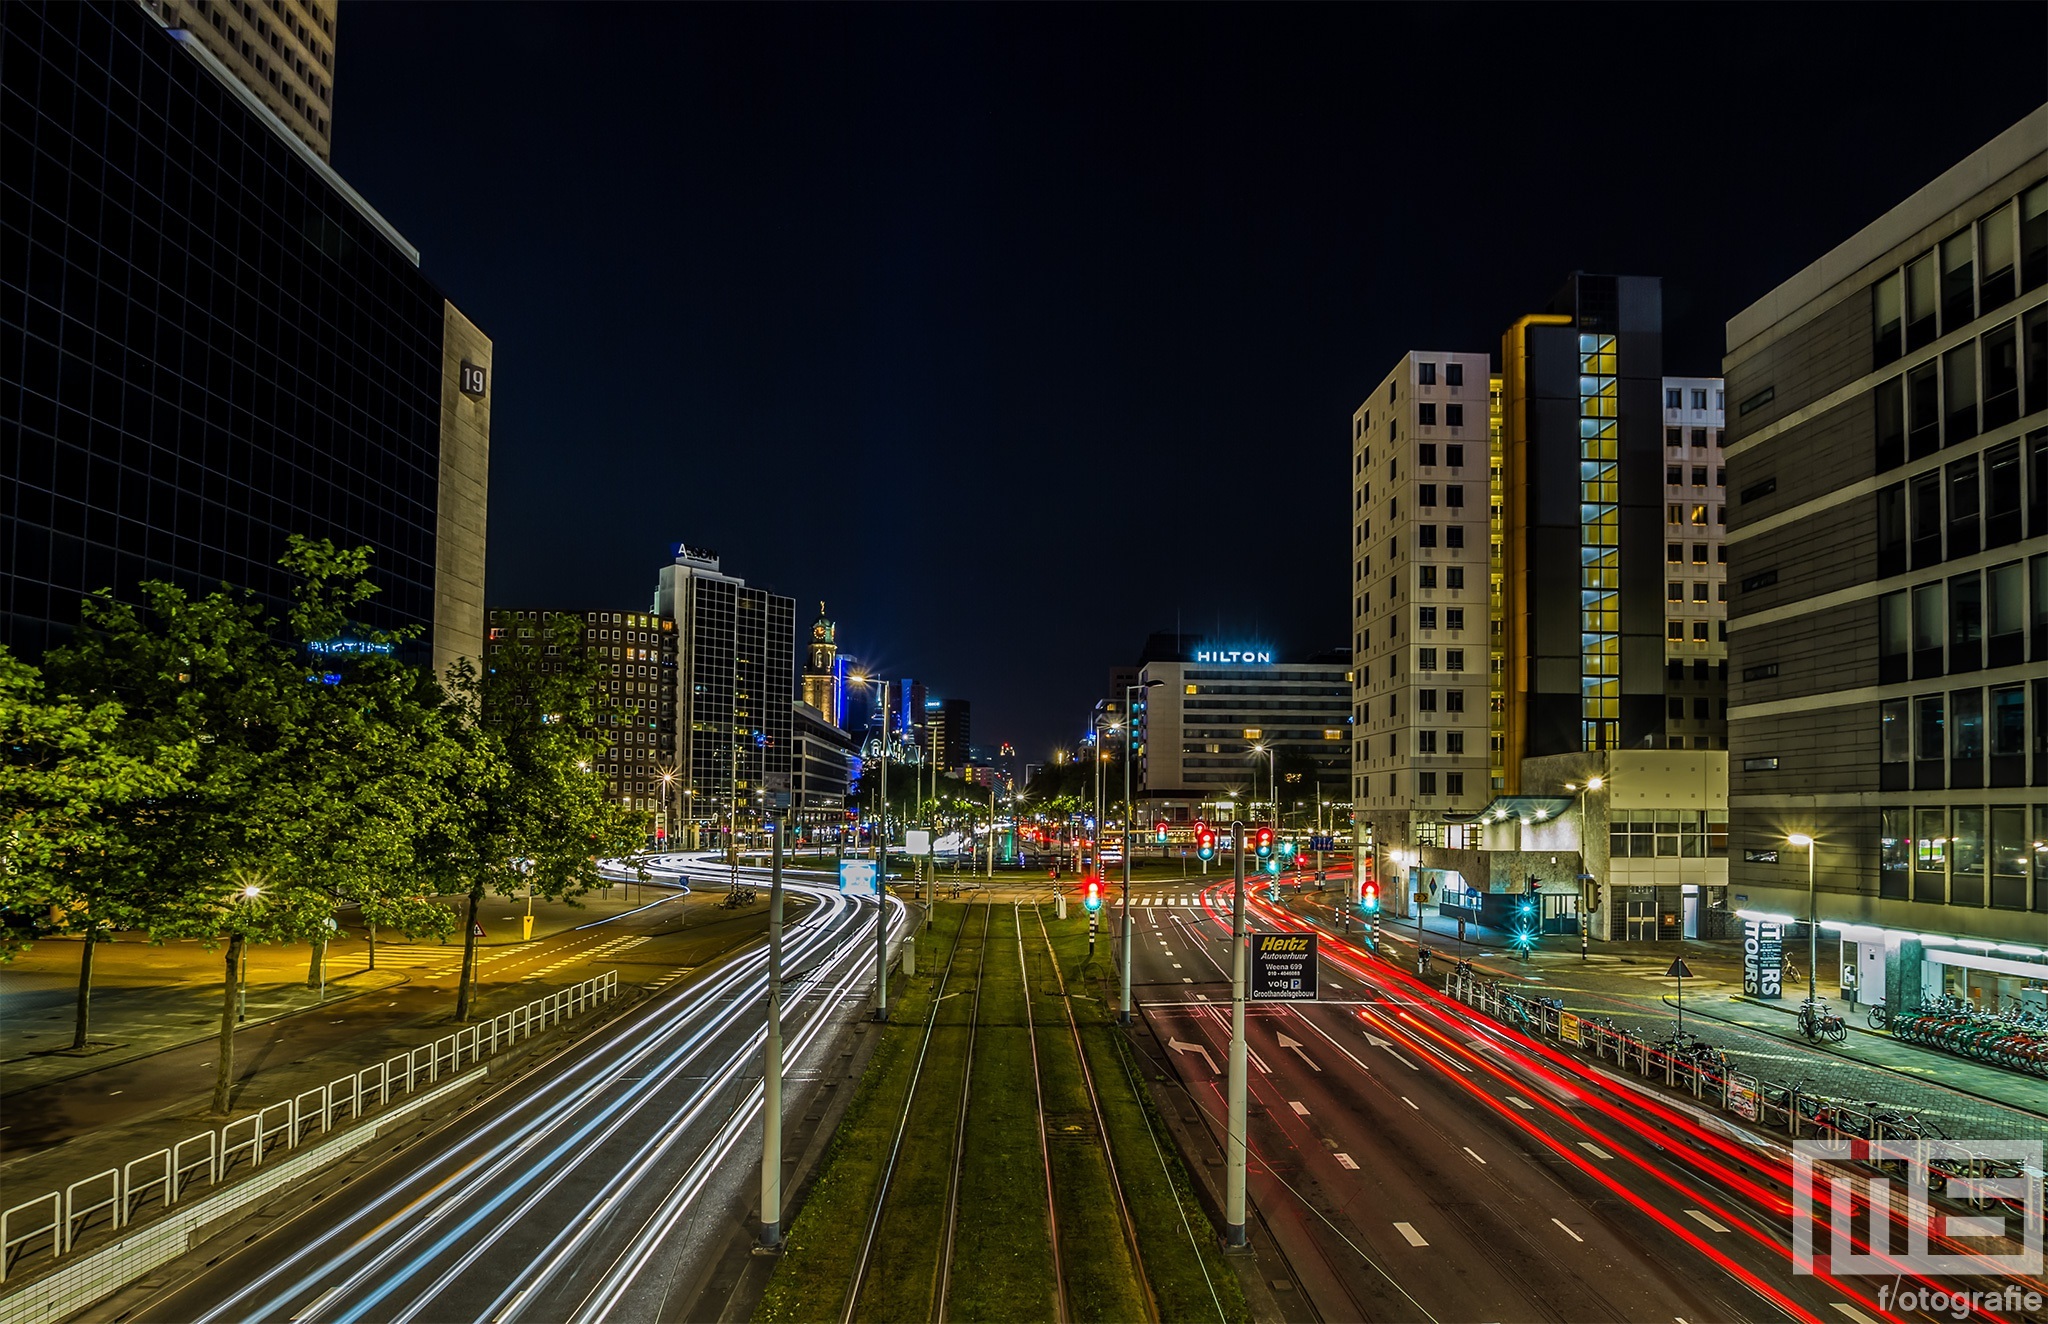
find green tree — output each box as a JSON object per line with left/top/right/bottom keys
{"left": 43, "top": 538, "right": 459, "bottom": 1112}
{"left": 0, "top": 648, "right": 195, "bottom": 1048}
{"left": 428, "top": 615, "right": 644, "bottom": 1022}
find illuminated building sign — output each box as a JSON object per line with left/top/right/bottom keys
{"left": 672, "top": 543, "right": 720, "bottom": 568}
{"left": 1193, "top": 649, "right": 1273, "bottom": 664}
{"left": 307, "top": 639, "right": 395, "bottom": 656}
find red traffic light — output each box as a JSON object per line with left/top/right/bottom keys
{"left": 1083, "top": 876, "right": 1103, "bottom": 913}
{"left": 1195, "top": 827, "right": 1217, "bottom": 861}
{"left": 1154, "top": 820, "right": 1169, "bottom": 844}
{"left": 1254, "top": 826, "right": 1275, "bottom": 858}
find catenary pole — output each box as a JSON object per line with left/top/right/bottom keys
{"left": 760, "top": 821, "right": 785, "bottom": 1247}
{"left": 1224, "top": 821, "right": 1249, "bottom": 1248}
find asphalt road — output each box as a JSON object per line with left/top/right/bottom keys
{"left": 90, "top": 858, "right": 906, "bottom": 1324}
{"left": 1120, "top": 880, "right": 2023, "bottom": 1324}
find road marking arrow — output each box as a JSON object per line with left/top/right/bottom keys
{"left": 1168, "top": 1038, "right": 1220, "bottom": 1074}
{"left": 1275, "top": 1032, "right": 1322, "bottom": 1072}
{"left": 1359, "top": 1029, "right": 1418, "bottom": 1070}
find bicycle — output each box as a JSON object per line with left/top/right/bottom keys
{"left": 1797, "top": 998, "right": 1847, "bottom": 1044}
{"left": 1866, "top": 1003, "right": 1889, "bottom": 1030}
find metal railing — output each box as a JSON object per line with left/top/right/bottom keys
{"left": 0, "top": 971, "right": 616, "bottom": 1283}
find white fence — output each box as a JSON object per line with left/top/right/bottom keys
{"left": 0, "top": 971, "right": 617, "bottom": 1285}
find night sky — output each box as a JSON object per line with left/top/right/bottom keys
{"left": 334, "top": 4, "right": 2045, "bottom": 761}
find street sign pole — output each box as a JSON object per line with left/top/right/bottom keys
{"left": 1224, "top": 821, "right": 1249, "bottom": 1250}
{"left": 760, "top": 823, "right": 785, "bottom": 1249}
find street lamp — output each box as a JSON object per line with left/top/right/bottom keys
{"left": 1121, "top": 678, "right": 1162, "bottom": 1024}
{"left": 1789, "top": 832, "right": 1817, "bottom": 1013}
{"left": 1248, "top": 743, "right": 1278, "bottom": 828}
{"left": 850, "top": 672, "right": 893, "bottom": 1020}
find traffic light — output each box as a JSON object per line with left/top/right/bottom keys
{"left": 1196, "top": 826, "right": 1217, "bottom": 861}
{"left": 1264, "top": 857, "right": 1282, "bottom": 877}
{"left": 1360, "top": 880, "right": 1380, "bottom": 913}
{"left": 1155, "top": 820, "right": 1169, "bottom": 845}
{"left": 1254, "top": 826, "right": 1274, "bottom": 859}
{"left": 1278, "top": 838, "right": 1296, "bottom": 859}
{"left": 1083, "top": 877, "right": 1102, "bottom": 913}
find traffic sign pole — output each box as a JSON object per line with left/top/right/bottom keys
{"left": 761, "top": 822, "right": 785, "bottom": 1249}
{"left": 1224, "top": 821, "right": 1249, "bottom": 1250}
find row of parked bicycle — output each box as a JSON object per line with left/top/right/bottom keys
{"left": 1884, "top": 1003, "right": 2048, "bottom": 1078}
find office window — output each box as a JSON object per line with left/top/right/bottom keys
{"left": 1418, "top": 730, "right": 1437, "bottom": 754}
{"left": 1880, "top": 808, "right": 1911, "bottom": 899}
{"left": 1446, "top": 731, "right": 1465, "bottom": 755}
{"left": 1669, "top": 503, "right": 1685, "bottom": 526}
{"left": 1446, "top": 567, "right": 1464, "bottom": 589}
{"left": 1447, "top": 485, "right": 1464, "bottom": 508}
{"left": 1908, "top": 361, "right": 1941, "bottom": 459}
{"left": 1691, "top": 389, "right": 1708, "bottom": 410}
{"left": 1420, "top": 484, "right": 1439, "bottom": 507}
{"left": 1692, "top": 544, "right": 1708, "bottom": 564}
{"left": 1667, "top": 697, "right": 1684, "bottom": 719}
{"left": 1446, "top": 405, "right": 1464, "bottom": 427}
{"left": 1447, "top": 609, "right": 1465, "bottom": 630}
{"left": 1446, "top": 363, "right": 1464, "bottom": 386}
{"left": 1417, "top": 362, "right": 1437, "bottom": 385}
{"left": 1418, "top": 403, "right": 1438, "bottom": 427}
{"left": 1666, "top": 388, "right": 1683, "bottom": 408}
{"left": 1692, "top": 466, "right": 1708, "bottom": 486}
{"left": 1668, "top": 543, "right": 1683, "bottom": 564}
{"left": 1873, "top": 270, "right": 1904, "bottom": 366}
{"left": 1446, "top": 649, "right": 1465, "bottom": 672}
{"left": 1984, "top": 321, "right": 2021, "bottom": 429}
{"left": 1906, "top": 252, "right": 1938, "bottom": 350}
{"left": 1718, "top": 584, "right": 1728, "bottom": 602}
{"left": 1419, "top": 525, "right": 1438, "bottom": 547}
{"left": 1875, "top": 376, "right": 1905, "bottom": 470}
{"left": 1419, "top": 648, "right": 1438, "bottom": 671}
{"left": 1419, "top": 689, "right": 1438, "bottom": 712}
{"left": 1692, "top": 582, "right": 1708, "bottom": 602}
{"left": 1668, "top": 622, "right": 1684, "bottom": 641}
{"left": 1690, "top": 429, "right": 1708, "bottom": 447}
{"left": 1667, "top": 464, "right": 1683, "bottom": 486}
{"left": 1419, "top": 565, "right": 1438, "bottom": 589}
{"left": 1716, "top": 468, "right": 1726, "bottom": 487}
{"left": 1446, "top": 689, "right": 1465, "bottom": 713}
{"left": 1419, "top": 772, "right": 1437, "bottom": 795}
{"left": 1666, "top": 427, "right": 1683, "bottom": 448}
{"left": 1668, "top": 581, "right": 1683, "bottom": 602}
{"left": 1691, "top": 504, "right": 1709, "bottom": 526}
{"left": 1445, "top": 526, "right": 1465, "bottom": 548}
{"left": 1447, "top": 772, "right": 1464, "bottom": 796}
{"left": 1944, "top": 342, "right": 1979, "bottom": 443}
{"left": 1941, "top": 229, "right": 1975, "bottom": 331}
{"left": 1446, "top": 443, "right": 1465, "bottom": 467}
{"left": 1419, "top": 607, "right": 1438, "bottom": 629}
{"left": 1692, "top": 622, "right": 1709, "bottom": 642}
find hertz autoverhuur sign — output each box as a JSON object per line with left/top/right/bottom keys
{"left": 1250, "top": 932, "right": 1318, "bottom": 1000}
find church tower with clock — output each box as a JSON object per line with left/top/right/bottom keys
{"left": 801, "top": 602, "right": 845, "bottom": 727}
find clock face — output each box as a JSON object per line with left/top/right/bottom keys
{"left": 814, "top": 625, "right": 827, "bottom": 640}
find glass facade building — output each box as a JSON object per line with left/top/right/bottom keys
{"left": 2, "top": 1, "right": 490, "bottom": 673}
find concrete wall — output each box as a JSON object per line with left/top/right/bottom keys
{"left": 434, "top": 301, "right": 491, "bottom": 685}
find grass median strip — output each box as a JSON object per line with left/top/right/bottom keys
{"left": 1044, "top": 910, "right": 1250, "bottom": 1324}
{"left": 755, "top": 902, "right": 967, "bottom": 1324}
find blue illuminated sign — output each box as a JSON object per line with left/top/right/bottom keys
{"left": 307, "top": 639, "right": 394, "bottom": 656}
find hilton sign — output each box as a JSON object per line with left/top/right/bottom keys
{"left": 1194, "top": 649, "right": 1273, "bottom": 664}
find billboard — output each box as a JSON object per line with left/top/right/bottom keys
{"left": 1741, "top": 917, "right": 1783, "bottom": 998}
{"left": 1250, "top": 932, "right": 1318, "bottom": 1001}
{"left": 839, "top": 858, "right": 879, "bottom": 897}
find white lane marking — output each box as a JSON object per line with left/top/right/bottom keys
{"left": 1393, "top": 1221, "right": 1428, "bottom": 1247}
{"left": 1334, "top": 1152, "right": 1358, "bottom": 1169}
{"left": 1168, "top": 1038, "right": 1220, "bottom": 1074}
{"left": 1182, "top": 976, "right": 1193, "bottom": 983}
{"left": 1463, "top": 1146, "right": 1487, "bottom": 1165}
{"left": 1289, "top": 1100, "right": 1309, "bottom": 1116}
{"left": 1172, "top": 963, "right": 1182, "bottom": 969}
{"left": 1684, "top": 1209, "right": 1730, "bottom": 1233}
{"left": 1552, "top": 1218, "right": 1584, "bottom": 1242}
{"left": 293, "top": 1285, "right": 346, "bottom": 1321}
{"left": 1248, "top": 1050, "right": 1271, "bottom": 1075}
{"left": 1578, "top": 1141, "right": 1613, "bottom": 1160}
{"left": 1401, "top": 1096, "right": 1418, "bottom": 1110}
{"left": 1830, "top": 1306, "right": 1882, "bottom": 1324}
{"left": 1275, "top": 1032, "right": 1321, "bottom": 1072}
{"left": 1506, "top": 1095, "right": 1534, "bottom": 1110}
{"left": 492, "top": 1289, "right": 530, "bottom": 1324}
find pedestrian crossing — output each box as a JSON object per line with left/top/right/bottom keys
{"left": 524, "top": 934, "right": 649, "bottom": 981}
{"left": 1116, "top": 894, "right": 1213, "bottom": 909}
{"left": 642, "top": 966, "right": 695, "bottom": 992}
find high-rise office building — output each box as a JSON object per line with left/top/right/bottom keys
{"left": 939, "top": 697, "right": 971, "bottom": 770}
{"left": 652, "top": 544, "right": 796, "bottom": 840}
{"left": 1660, "top": 377, "right": 1731, "bottom": 750}
{"left": 3, "top": 2, "right": 490, "bottom": 681}
{"left": 484, "top": 607, "right": 676, "bottom": 818}
{"left": 800, "top": 602, "right": 845, "bottom": 727}
{"left": 144, "top": 0, "right": 337, "bottom": 160}
{"left": 1724, "top": 109, "right": 2047, "bottom": 1008}
{"left": 1351, "top": 351, "right": 1495, "bottom": 844}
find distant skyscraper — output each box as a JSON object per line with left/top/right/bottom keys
{"left": 801, "top": 602, "right": 844, "bottom": 726}
{"left": 144, "top": 0, "right": 337, "bottom": 161}
{"left": 941, "top": 698, "right": 972, "bottom": 770}
{"left": 653, "top": 544, "right": 796, "bottom": 838}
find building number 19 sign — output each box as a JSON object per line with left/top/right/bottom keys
{"left": 1250, "top": 932, "right": 1318, "bottom": 1001}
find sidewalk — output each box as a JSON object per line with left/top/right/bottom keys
{"left": 0, "top": 883, "right": 681, "bottom": 1095}
{"left": 1278, "top": 892, "right": 2047, "bottom": 1139}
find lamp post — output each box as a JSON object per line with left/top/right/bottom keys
{"left": 1224, "top": 821, "right": 1249, "bottom": 1249}
{"left": 1789, "top": 832, "right": 1817, "bottom": 1012}
{"left": 760, "top": 816, "right": 785, "bottom": 1248}
{"left": 1249, "top": 742, "right": 1278, "bottom": 828}
{"left": 1091, "top": 704, "right": 1115, "bottom": 873}
{"left": 852, "top": 673, "right": 892, "bottom": 1021}
{"left": 1121, "top": 679, "right": 1162, "bottom": 1024}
